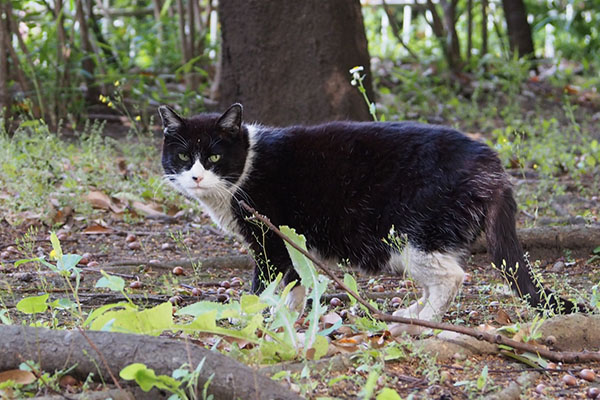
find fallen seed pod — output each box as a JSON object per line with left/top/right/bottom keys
{"left": 172, "top": 266, "right": 184, "bottom": 275}
{"left": 580, "top": 369, "right": 596, "bottom": 382}
{"left": 562, "top": 374, "right": 577, "bottom": 386}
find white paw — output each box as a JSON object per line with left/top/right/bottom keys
{"left": 285, "top": 285, "right": 306, "bottom": 315}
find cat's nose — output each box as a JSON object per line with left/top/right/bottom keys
{"left": 192, "top": 176, "right": 204, "bottom": 183}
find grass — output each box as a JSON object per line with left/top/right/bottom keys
{"left": 0, "top": 118, "right": 193, "bottom": 226}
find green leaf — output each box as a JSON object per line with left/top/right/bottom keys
{"left": 49, "top": 232, "right": 63, "bottom": 260}
{"left": 376, "top": 388, "right": 402, "bottom": 400}
{"left": 179, "top": 311, "right": 260, "bottom": 343}
{"left": 476, "top": 365, "right": 488, "bottom": 390}
{"left": 240, "top": 294, "right": 268, "bottom": 315}
{"left": 84, "top": 302, "right": 134, "bottom": 328}
{"left": 343, "top": 273, "right": 359, "bottom": 305}
{"left": 13, "top": 257, "right": 42, "bottom": 268}
{"left": 120, "top": 363, "right": 181, "bottom": 393}
{"left": 89, "top": 302, "right": 173, "bottom": 335}
{"left": 95, "top": 272, "right": 125, "bottom": 292}
{"left": 279, "top": 226, "right": 329, "bottom": 353}
{"left": 49, "top": 298, "right": 77, "bottom": 310}
{"left": 177, "top": 301, "right": 236, "bottom": 319}
{"left": 361, "top": 369, "right": 380, "bottom": 399}
{"left": 384, "top": 345, "right": 405, "bottom": 361}
{"left": 60, "top": 254, "right": 83, "bottom": 271}
{"left": 259, "top": 274, "right": 299, "bottom": 349}
{"left": 16, "top": 294, "right": 49, "bottom": 314}
{"left": 309, "top": 335, "right": 329, "bottom": 361}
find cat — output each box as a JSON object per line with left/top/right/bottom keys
{"left": 159, "top": 103, "right": 580, "bottom": 335}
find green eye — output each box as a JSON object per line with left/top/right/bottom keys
{"left": 209, "top": 154, "right": 221, "bottom": 163}
{"left": 178, "top": 153, "right": 190, "bottom": 162}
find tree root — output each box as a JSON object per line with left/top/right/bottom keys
{"left": 0, "top": 325, "right": 302, "bottom": 400}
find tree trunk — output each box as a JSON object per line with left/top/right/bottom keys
{"left": 75, "top": 0, "right": 100, "bottom": 104}
{"left": 0, "top": 2, "right": 9, "bottom": 131}
{"left": 218, "top": 0, "right": 373, "bottom": 126}
{"left": 501, "top": 0, "right": 534, "bottom": 57}
{"left": 481, "top": 0, "right": 488, "bottom": 57}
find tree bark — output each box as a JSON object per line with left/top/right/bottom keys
{"left": 481, "top": 0, "right": 488, "bottom": 57}
{"left": 0, "top": 1, "right": 9, "bottom": 130}
{"left": 75, "top": 0, "right": 100, "bottom": 104}
{"left": 0, "top": 325, "right": 302, "bottom": 400}
{"left": 501, "top": 0, "right": 535, "bottom": 57}
{"left": 218, "top": 0, "right": 373, "bottom": 126}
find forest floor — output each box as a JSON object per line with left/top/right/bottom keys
{"left": 1, "top": 77, "right": 600, "bottom": 399}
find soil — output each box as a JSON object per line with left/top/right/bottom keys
{"left": 1, "top": 108, "right": 600, "bottom": 398}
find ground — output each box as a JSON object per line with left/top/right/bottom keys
{"left": 1, "top": 77, "right": 600, "bottom": 399}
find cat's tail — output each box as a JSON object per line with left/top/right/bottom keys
{"left": 485, "top": 186, "right": 582, "bottom": 314}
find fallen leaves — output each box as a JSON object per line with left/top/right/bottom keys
{"left": 85, "top": 190, "right": 172, "bottom": 220}
{"left": 0, "top": 369, "right": 36, "bottom": 385}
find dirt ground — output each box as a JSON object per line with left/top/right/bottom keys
{"left": 1, "top": 175, "right": 600, "bottom": 399}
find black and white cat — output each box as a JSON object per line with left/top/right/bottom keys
{"left": 159, "top": 103, "right": 579, "bottom": 335}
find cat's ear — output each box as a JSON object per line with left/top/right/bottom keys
{"left": 158, "top": 105, "right": 183, "bottom": 135}
{"left": 216, "top": 103, "right": 243, "bottom": 136}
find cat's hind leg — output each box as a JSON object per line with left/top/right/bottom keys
{"left": 388, "top": 245, "right": 465, "bottom": 336}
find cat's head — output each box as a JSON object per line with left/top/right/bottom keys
{"left": 158, "top": 103, "right": 250, "bottom": 200}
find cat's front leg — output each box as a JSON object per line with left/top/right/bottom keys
{"left": 248, "top": 239, "right": 306, "bottom": 314}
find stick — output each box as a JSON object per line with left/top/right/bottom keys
{"left": 76, "top": 327, "right": 123, "bottom": 390}
{"left": 238, "top": 201, "right": 600, "bottom": 363}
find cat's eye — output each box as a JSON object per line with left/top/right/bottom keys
{"left": 178, "top": 153, "right": 190, "bottom": 162}
{"left": 209, "top": 154, "right": 221, "bottom": 163}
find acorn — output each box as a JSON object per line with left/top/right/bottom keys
{"left": 562, "top": 374, "right": 577, "bottom": 386}
{"left": 79, "top": 253, "right": 92, "bottom": 265}
{"left": 217, "top": 294, "right": 229, "bottom": 303}
{"left": 587, "top": 387, "right": 600, "bottom": 398}
{"left": 220, "top": 280, "right": 231, "bottom": 288}
{"left": 172, "top": 266, "right": 184, "bottom": 275}
{"left": 127, "top": 242, "right": 141, "bottom": 250}
{"left": 191, "top": 287, "right": 202, "bottom": 296}
{"left": 535, "top": 384, "right": 546, "bottom": 394}
{"left": 372, "top": 284, "right": 385, "bottom": 292}
{"left": 580, "top": 369, "right": 596, "bottom": 382}
{"left": 330, "top": 297, "right": 342, "bottom": 307}
{"left": 129, "top": 280, "right": 142, "bottom": 289}
{"left": 125, "top": 234, "right": 136, "bottom": 243}
{"left": 547, "top": 362, "right": 559, "bottom": 370}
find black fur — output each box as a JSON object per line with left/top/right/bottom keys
{"left": 161, "top": 105, "right": 580, "bottom": 314}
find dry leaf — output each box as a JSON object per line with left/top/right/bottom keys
{"left": 86, "top": 190, "right": 127, "bottom": 213}
{"left": 320, "top": 312, "right": 342, "bottom": 330}
{"left": 87, "top": 190, "right": 112, "bottom": 210}
{"left": 0, "top": 369, "right": 36, "bottom": 385}
{"left": 82, "top": 224, "right": 115, "bottom": 235}
{"left": 116, "top": 157, "right": 128, "bottom": 176}
{"left": 53, "top": 206, "right": 73, "bottom": 225}
{"left": 495, "top": 309, "right": 511, "bottom": 325}
{"left": 132, "top": 201, "right": 167, "bottom": 218}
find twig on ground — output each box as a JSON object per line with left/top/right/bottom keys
{"left": 77, "top": 327, "right": 123, "bottom": 390}
{"left": 238, "top": 201, "right": 600, "bottom": 364}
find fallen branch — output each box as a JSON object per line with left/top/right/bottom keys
{"left": 0, "top": 325, "right": 302, "bottom": 400}
{"left": 239, "top": 201, "right": 600, "bottom": 364}
{"left": 471, "top": 225, "right": 600, "bottom": 255}
{"left": 107, "top": 255, "right": 255, "bottom": 270}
